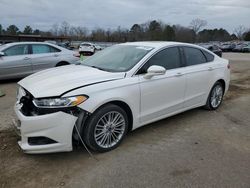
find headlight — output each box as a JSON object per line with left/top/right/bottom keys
{"left": 33, "top": 96, "right": 88, "bottom": 108}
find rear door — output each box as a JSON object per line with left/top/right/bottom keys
{"left": 30, "top": 44, "right": 61, "bottom": 73}
{"left": 0, "top": 44, "right": 32, "bottom": 79}
{"left": 181, "top": 46, "right": 216, "bottom": 108}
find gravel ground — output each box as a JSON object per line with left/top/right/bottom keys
{"left": 0, "top": 53, "right": 250, "bottom": 188}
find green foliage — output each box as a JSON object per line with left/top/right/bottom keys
{"left": 33, "top": 29, "right": 40, "bottom": 35}
{"left": 148, "top": 20, "right": 162, "bottom": 40}
{"left": 23, "top": 25, "right": 33, "bottom": 34}
{"left": 162, "top": 25, "right": 175, "bottom": 41}
{"left": 6, "top": 25, "right": 19, "bottom": 35}
{"left": 197, "top": 28, "right": 231, "bottom": 42}
{"left": 244, "top": 31, "right": 250, "bottom": 41}
{"left": 130, "top": 24, "right": 143, "bottom": 41}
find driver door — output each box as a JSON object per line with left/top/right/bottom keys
{"left": 137, "top": 47, "right": 187, "bottom": 125}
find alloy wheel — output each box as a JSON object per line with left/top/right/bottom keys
{"left": 210, "top": 85, "right": 223, "bottom": 108}
{"left": 94, "top": 111, "right": 126, "bottom": 148}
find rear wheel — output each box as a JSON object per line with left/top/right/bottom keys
{"left": 83, "top": 104, "right": 128, "bottom": 152}
{"left": 204, "top": 81, "right": 224, "bottom": 110}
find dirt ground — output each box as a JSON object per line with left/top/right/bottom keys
{"left": 0, "top": 53, "right": 250, "bottom": 188}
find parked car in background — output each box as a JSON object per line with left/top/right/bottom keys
{"left": 79, "top": 42, "right": 96, "bottom": 55}
{"left": 94, "top": 44, "right": 104, "bottom": 50}
{"left": 220, "top": 43, "right": 236, "bottom": 52}
{"left": 57, "top": 42, "right": 74, "bottom": 50}
{"left": 13, "top": 42, "right": 230, "bottom": 154}
{"left": 0, "top": 42, "right": 79, "bottom": 80}
{"left": 242, "top": 43, "right": 250, "bottom": 52}
{"left": 204, "top": 44, "right": 222, "bottom": 57}
{"left": 232, "top": 43, "right": 247, "bottom": 52}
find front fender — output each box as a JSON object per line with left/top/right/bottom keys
{"left": 63, "top": 77, "right": 141, "bottom": 130}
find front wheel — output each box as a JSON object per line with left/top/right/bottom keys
{"left": 83, "top": 104, "right": 128, "bottom": 152}
{"left": 204, "top": 81, "right": 224, "bottom": 110}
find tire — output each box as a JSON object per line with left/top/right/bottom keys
{"left": 83, "top": 104, "right": 129, "bottom": 152}
{"left": 204, "top": 81, "right": 224, "bottom": 110}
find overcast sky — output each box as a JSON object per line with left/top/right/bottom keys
{"left": 0, "top": 0, "right": 249, "bottom": 33}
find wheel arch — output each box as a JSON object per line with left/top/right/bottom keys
{"left": 90, "top": 100, "right": 134, "bottom": 132}
{"left": 56, "top": 61, "right": 69, "bottom": 67}
{"left": 216, "top": 79, "right": 226, "bottom": 93}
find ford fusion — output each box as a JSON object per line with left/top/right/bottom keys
{"left": 13, "top": 42, "right": 230, "bottom": 154}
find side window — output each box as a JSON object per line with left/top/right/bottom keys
{"left": 3, "top": 45, "right": 29, "bottom": 56}
{"left": 32, "top": 44, "right": 50, "bottom": 54}
{"left": 138, "top": 47, "right": 181, "bottom": 74}
{"left": 202, "top": 50, "right": 214, "bottom": 62}
{"left": 50, "top": 46, "right": 61, "bottom": 52}
{"left": 32, "top": 44, "right": 60, "bottom": 54}
{"left": 184, "top": 47, "right": 206, "bottom": 66}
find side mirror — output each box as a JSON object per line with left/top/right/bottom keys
{"left": 144, "top": 65, "right": 166, "bottom": 79}
{"left": 0, "top": 52, "right": 5, "bottom": 57}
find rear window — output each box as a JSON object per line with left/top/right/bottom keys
{"left": 81, "top": 43, "right": 91, "bottom": 47}
{"left": 202, "top": 50, "right": 214, "bottom": 62}
{"left": 183, "top": 47, "right": 206, "bottom": 66}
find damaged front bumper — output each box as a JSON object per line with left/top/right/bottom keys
{"left": 14, "top": 103, "right": 78, "bottom": 154}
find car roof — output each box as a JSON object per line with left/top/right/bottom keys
{"left": 3, "top": 42, "right": 55, "bottom": 46}
{"left": 120, "top": 41, "right": 200, "bottom": 49}
{"left": 80, "top": 42, "right": 93, "bottom": 45}
{"left": 0, "top": 42, "right": 68, "bottom": 51}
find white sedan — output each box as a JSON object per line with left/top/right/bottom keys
{"left": 78, "top": 42, "right": 96, "bottom": 54}
{"left": 14, "top": 42, "right": 230, "bottom": 154}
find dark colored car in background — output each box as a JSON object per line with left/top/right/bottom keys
{"left": 207, "top": 45, "right": 222, "bottom": 57}
{"left": 201, "top": 44, "right": 222, "bottom": 57}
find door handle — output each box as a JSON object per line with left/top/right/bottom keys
{"left": 175, "top": 73, "right": 183, "bottom": 77}
{"left": 54, "top": 54, "right": 59, "bottom": 57}
{"left": 208, "top": 67, "right": 214, "bottom": 71}
{"left": 23, "top": 57, "right": 30, "bottom": 60}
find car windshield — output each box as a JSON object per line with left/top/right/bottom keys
{"left": 80, "top": 45, "right": 153, "bottom": 72}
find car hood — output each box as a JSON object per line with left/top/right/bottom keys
{"left": 18, "top": 65, "right": 125, "bottom": 98}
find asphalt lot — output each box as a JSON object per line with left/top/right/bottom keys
{"left": 0, "top": 53, "right": 250, "bottom": 188}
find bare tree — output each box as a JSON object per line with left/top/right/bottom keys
{"left": 75, "top": 26, "right": 88, "bottom": 39}
{"left": 60, "top": 21, "right": 70, "bottom": 36}
{"left": 234, "top": 25, "right": 247, "bottom": 40}
{"left": 189, "top": 18, "right": 207, "bottom": 33}
{"left": 51, "top": 23, "right": 59, "bottom": 36}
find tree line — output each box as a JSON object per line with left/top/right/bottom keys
{"left": 1, "top": 19, "right": 250, "bottom": 42}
